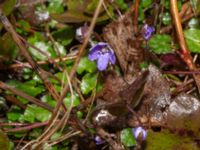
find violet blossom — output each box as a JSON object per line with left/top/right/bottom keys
{"left": 94, "top": 135, "right": 104, "bottom": 145}
{"left": 142, "top": 24, "right": 155, "bottom": 40}
{"left": 133, "top": 127, "right": 147, "bottom": 141}
{"left": 88, "top": 42, "right": 116, "bottom": 71}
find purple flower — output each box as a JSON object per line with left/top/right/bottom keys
{"left": 76, "top": 25, "right": 89, "bottom": 43}
{"left": 94, "top": 135, "right": 104, "bottom": 145}
{"left": 88, "top": 42, "right": 116, "bottom": 71}
{"left": 142, "top": 24, "right": 155, "bottom": 40}
{"left": 133, "top": 127, "right": 147, "bottom": 141}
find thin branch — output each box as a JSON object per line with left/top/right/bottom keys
{"left": 0, "top": 81, "right": 53, "bottom": 112}
{"left": 0, "top": 11, "right": 62, "bottom": 107}
{"left": 170, "top": 0, "right": 200, "bottom": 93}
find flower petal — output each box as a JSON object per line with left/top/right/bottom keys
{"left": 97, "top": 53, "right": 110, "bottom": 71}
{"left": 90, "top": 42, "right": 108, "bottom": 53}
{"left": 108, "top": 50, "right": 116, "bottom": 64}
{"left": 88, "top": 49, "right": 100, "bottom": 61}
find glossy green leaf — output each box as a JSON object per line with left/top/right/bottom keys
{"left": 7, "top": 112, "right": 22, "bottom": 122}
{"left": 23, "top": 105, "right": 51, "bottom": 123}
{"left": 162, "top": 12, "right": 171, "bottom": 25}
{"left": 8, "top": 80, "right": 43, "bottom": 97}
{"left": 77, "top": 56, "right": 97, "bottom": 74}
{"left": 149, "top": 34, "right": 173, "bottom": 54}
{"left": 48, "top": 0, "right": 64, "bottom": 14}
{"left": 188, "top": 18, "right": 200, "bottom": 28}
{"left": 63, "top": 93, "right": 80, "bottom": 108}
{"left": 23, "top": 105, "right": 36, "bottom": 123}
{"left": 6, "top": 106, "right": 22, "bottom": 122}
{"left": 0, "top": 131, "right": 9, "bottom": 150}
{"left": 120, "top": 128, "right": 136, "bottom": 147}
{"left": 80, "top": 73, "right": 97, "bottom": 94}
{"left": 41, "top": 95, "right": 56, "bottom": 107}
{"left": 34, "top": 106, "right": 52, "bottom": 122}
{"left": 184, "top": 29, "right": 200, "bottom": 53}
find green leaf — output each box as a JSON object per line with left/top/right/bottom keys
{"left": 63, "top": 93, "right": 80, "bottom": 108}
{"left": 6, "top": 106, "right": 22, "bottom": 122}
{"left": 114, "top": 0, "right": 128, "bottom": 10}
{"left": 149, "top": 34, "right": 173, "bottom": 54}
{"left": 162, "top": 12, "right": 171, "bottom": 25}
{"left": 7, "top": 112, "right": 22, "bottom": 122}
{"left": 120, "top": 128, "right": 136, "bottom": 147}
{"left": 48, "top": 0, "right": 64, "bottom": 14}
{"left": 80, "top": 73, "right": 97, "bottom": 94}
{"left": 140, "top": 0, "right": 153, "bottom": 8}
{"left": 8, "top": 80, "right": 43, "bottom": 97}
{"left": 77, "top": 56, "right": 97, "bottom": 74}
{"left": 0, "top": 131, "right": 9, "bottom": 150}
{"left": 41, "top": 95, "right": 56, "bottom": 107}
{"left": 188, "top": 18, "right": 200, "bottom": 29}
{"left": 23, "top": 105, "right": 51, "bottom": 123}
{"left": 52, "top": 26, "right": 74, "bottom": 46}
{"left": 184, "top": 29, "right": 200, "bottom": 53}
{"left": 34, "top": 106, "right": 52, "bottom": 122}
{"left": 23, "top": 105, "right": 36, "bottom": 123}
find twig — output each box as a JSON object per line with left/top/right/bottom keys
{"left": 0, "top": 11, "right": 62, "bottom": 106}
{"left": 4, "top": 95, "right": 26, "bottom": 109}
{"left": 4, "top": 121, "right": 49, "bottom": 133}
{"left": 45, "top": 0, "right": 105, "bottom": 137}
{"left": 132, "top": 0, "right": 140, "bottom": 34}
{"left": 1, "top": 55, "right": 76, "bottom": 70}
{"left": 0, "top": 81, "right": 53, "bottom": 112}
{"left": 170, "top": 0, "right": 200, "bottom": 93}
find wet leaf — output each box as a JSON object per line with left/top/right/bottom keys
{"left": 162, "top": 12, "right": 171, "bottom": 25}
{"left": 77, "top": 56, "right": 97, "bottom": 74}
{"left": 23, "top": 105, "right": 35, "bottom": 123}
{"left": 48, "top": 0, "right": 64, "bottom": 14}
{"left": 188, "top": 18, "right": 200, "bottom": 29}
{"left": 41, "top": 95, "right": 56, "bottom": 107}
{"left": 34, "top": 106, "right": 51, "bottom": 122}
{"left": 120, "top": 128, "right": 136, "bottom": 147}
{"left": 80, "top": 73, "right": 97, "bottom": 94}
{"left": 63, "top": 93, "right": 80, "bottom": 108}
{"left": 149, "top": 34, "right": 173, "bottom": 54}
{"left": 184, "top": 29, "right": 200, "bottom": 53}
{"left": 23, "top": 105, "right": 51, "bottom": 123}
{"left": 7, "top": 80, "right": 44, "bottom": 97}
{"left": 7, "top": 112, "right": 22, "bottom": 122}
